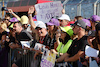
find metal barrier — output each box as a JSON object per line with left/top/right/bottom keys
{"left": 8, "top": 48, "right": 36, "bottom": 67}
{"left": 22, "top": 50, "right": 33, "bottom": 67}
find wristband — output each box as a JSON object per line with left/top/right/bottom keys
{"left": 28, "top": 14, "right": 32, "bottom": 17}
{"left": 11, "top": 12, "right": 14, "bottom": 14}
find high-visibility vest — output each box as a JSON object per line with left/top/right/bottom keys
{"left": 56, "top": 39, "right": 73, "bottom": 53}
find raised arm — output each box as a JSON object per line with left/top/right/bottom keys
{"left": 28, "top": 6, "right": 36, "bottom": 32}
{"left": 8, "top": 9, "right": 21, "bottom": 21}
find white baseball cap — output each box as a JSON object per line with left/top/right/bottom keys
{"left": 58, "top": 14, "right": 70, "bottom": 21}
{"left": 35, "top": 21, "right": 46, "bottom": 29}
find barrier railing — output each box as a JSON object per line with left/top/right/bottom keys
{"left": 8, "top": 48, "right": 34, "bottom": 67}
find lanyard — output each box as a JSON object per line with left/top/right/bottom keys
{"left": 39, "top": 37, "right": 45, "bottom": 44}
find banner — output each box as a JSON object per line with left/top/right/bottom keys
{"left": 35, "top": 1, "right": 63, "bottom": 23}
{"left": 41, "top": 49, "right": 56, "bottom": 67}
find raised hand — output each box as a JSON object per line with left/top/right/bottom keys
{"left": 28, "top": 6, "right": 35, "bottom": 14}
{"left": 62, "top": 9, "right": 65, "bottom": 14}
{"left": 8, "top": 9, "right": 14, "bottom": 14}
{"left": 56, "top": 29, "right": 61, "bottom": 40}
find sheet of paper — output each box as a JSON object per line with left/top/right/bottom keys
{"left": 34, "top": 43, "right": 45, "bottom": 50}
{"left": 90, "top": 60, "right": 98, "bottom": 67}
{"left": 85, "top": 45, "right": 99, "bottom": 57}
{"left": 20, "top": 41, "right": 30, "bottom": 48}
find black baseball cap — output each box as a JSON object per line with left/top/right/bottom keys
{"left": 71, "top": 20, "right": 86, "bottom": 29}
{"left": 88, "top": 30, "right": 95, "bottom": 37}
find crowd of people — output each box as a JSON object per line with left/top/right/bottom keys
{"left": 0, "top": 6, "right": 100, "bottom": 67}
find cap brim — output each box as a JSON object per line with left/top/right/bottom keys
{"left": 35, "top": 27, "right": 42, "bottom": 29}
{"left": 58, "top": 17, "right": 70, "bottom": 21}
{"left": 60, "top": 26, "right": 66, "bottom": 32}
{"left": 9, "top": 18, "right": 19, "bottom": 22}
{"left": 35, "top": 26, "right": 46, "bottom": 29}
{"left": 89, "top": 34, "right": 95, "bottom": 36}
{"left": 58, "top": 17, "right": 65, "bottom": 20}
{"left": 87, "top": 31, "right": 95, "bottom": 36}
{"left": 22, "top": 22, "right": 28, "bottom": 24}
{"left": 70, "top": 23, "right": 76, "bottom": 26}
{"left": 9, "top": 20, "right": 13, "bottom": 22}
{"left": 47, "top": 22, "right": 54, "bottom": 26}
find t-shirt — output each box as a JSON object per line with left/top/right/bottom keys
{"left": 67, "top": 35, "right": 89, "bottom": 67}
{"left": 16, "top": 30, "right": 32, "bottom": 45}
{"left": 45, "top": 34, "right": 56, "bottom": 49}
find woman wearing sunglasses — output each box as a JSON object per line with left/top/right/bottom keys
{"left": 51, "top": 26, "right": 73, "bottom": 67}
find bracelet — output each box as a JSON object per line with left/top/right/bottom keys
{"left": 11, "top": 12, "right": 14, "bottom": 14}
{"left": 28, "top": 14, "right": 32, "bottom": 17}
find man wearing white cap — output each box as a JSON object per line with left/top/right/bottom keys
{"left": 58, "top": 14, "right": 70, "bottom": 27}
{"left": 28, "top": 6, "right": 56, "bottom": 67}
{"left": 35, "top": 21, "right": 47, "bottom": 39}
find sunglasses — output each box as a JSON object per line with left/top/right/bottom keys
{"left": 59, "top": 20, "right": 63, "bottom": 22}
{"left": 4, "top": 19, "right": 9, "bottom": 21}
{"left": 23, "top": 24, "right": 28, "bottom": 26}
{"left": 61, "top": 30, "right": 66, "bottom": 33}
{"left": 35, "top": 27, "right": 42, "bottom": 30}
{"left": 3, "top": 19, "right": 10, "bottom": 22}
